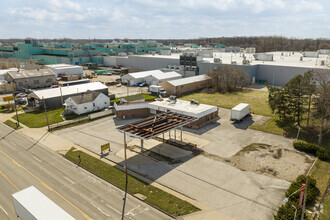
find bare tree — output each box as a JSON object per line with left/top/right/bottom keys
{"left": 206, "top": 65, "right": 249, "bottom": 93}
{"left": 313, "top": 71, "right": 330, "bottom": 145}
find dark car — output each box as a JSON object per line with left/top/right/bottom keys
{"left": 15, "top": 97, "right": 27, "bottom": 105}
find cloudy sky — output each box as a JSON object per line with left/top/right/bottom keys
{"left": 1, "top": 0, "right": 329, "bottom": 39}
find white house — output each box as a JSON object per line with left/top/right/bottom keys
{"left": 122, "top": 70, "right": 182, "bottom": 86}
{"left": 64, "top": 90, "right": 110, "bottom": 115}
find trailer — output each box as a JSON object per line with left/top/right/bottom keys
{"left": 230, "top": 103, "right": 251, "bottom": 122}
{"left": 12, "top": 186, "right": 74, "bottom": 220}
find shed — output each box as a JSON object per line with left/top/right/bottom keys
{"left": 160, "top": 75, "right": 210, "bottom": 96}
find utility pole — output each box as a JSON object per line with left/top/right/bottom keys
{"left": 301, "top": 177, "right": 308, "bottom": 220}
{"left": 14, "top": 98, "right": 20, "bottom": 127}
{"left": 121, "top": 132, "right": 128, "bottom": 220}
{"left": 42, "top": 97, "right": 50, "bottom": 131}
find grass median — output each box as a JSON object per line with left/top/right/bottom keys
{"left": 64, "top": 148, "right": 200, "bottom": 216}
{"left": 4, "top": 120, "right": 22, "bottom": 129}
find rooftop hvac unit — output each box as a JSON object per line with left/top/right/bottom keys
{"left": 321, "top": 60, "right": 325, "bottom": 66}
{"left": 190, "top": 99, "right": 199, "bottom": 106}
{"left": 300, "top": 56, "right": 303, "bottom": 61}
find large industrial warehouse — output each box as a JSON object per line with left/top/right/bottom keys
{"left": 28, "top": 82, "right": 108, "bottom": 109}
{"left": 121, "top": 70, "right": 182, "bottom": 86}
{"left": 160, "top": 75, "right": 211, "bottom": 96}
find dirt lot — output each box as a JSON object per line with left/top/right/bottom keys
{"left": 203, "top": 143, "right": 315, "bottom": 182}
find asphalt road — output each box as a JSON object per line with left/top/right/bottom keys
{"left": 0, "top": 123, "right": 171, "bottom": 220}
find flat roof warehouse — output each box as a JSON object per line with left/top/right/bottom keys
{"left": 30, "top": 82, "right": 107, "bottom": 100}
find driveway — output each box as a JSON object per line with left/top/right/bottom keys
{"left": 54, "top": 110, "right": 293, "bottom": 220}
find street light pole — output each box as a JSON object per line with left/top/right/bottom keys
{"left": 42, "top": 97, "right": 50, "bottom": 131}
{"left": 292, "top": 205, "right": 297, "bottom": 220}
{"left": 14, "top": 98, "right": 20, "bottom": 127}
{"left": 294, "top": 122, "right": 301, "bottom": 143}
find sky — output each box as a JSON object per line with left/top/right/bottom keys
{"left": 1, "top": 0, "right": 329, "bottom": 39}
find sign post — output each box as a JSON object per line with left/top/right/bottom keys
{"left": 101, "top": 143, "right": 110, "bottom": 156}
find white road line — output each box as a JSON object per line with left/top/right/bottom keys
{"left": 90, "top": 202, "right": 111, "bottom": 217}
{"left": 63, "top": 176, "right": 75, "bottom": 184}
{"left": 106, "top": 204, "right": 121, "bottom": 215}
{"left": 33, "top": 156, "right": 42, "bottom": 163}
{"left": 0, "top": 205, "right": 8, "bottom": 216}
{"left": 125, "top": 205, "right": 140, "bottom": 216}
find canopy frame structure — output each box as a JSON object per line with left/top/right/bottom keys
{"left": 117, "top": 112, "right": 196, "bottom": 141}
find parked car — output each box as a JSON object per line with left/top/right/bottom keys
{"left": 16, "top": 93, "right": 27, "bottom": 98}
{"left": 15, "top": 97, "right": 27, "bottom": 105}
{"left": 139, "top": 82, "right": 148, "bottom": 87}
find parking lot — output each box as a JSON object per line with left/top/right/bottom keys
{"left": 53, "top": 107, "right": 308, "bottom": 219}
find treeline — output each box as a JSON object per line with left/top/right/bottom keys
{"left": 159, "top": 36, "right": 330, "bottom": 52}
{"left": 1, "top": 36, "right": 330, "bottom": 52}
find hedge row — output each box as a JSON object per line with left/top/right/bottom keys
{"left": 274, "top": 175, "right": 319, "bottom": 220}
{"left": 293, "top": 141, "right": 330, "bottom": 161}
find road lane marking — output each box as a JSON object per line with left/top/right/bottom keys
{"left": 0, "top": 149, "right": 91, "bottom": 220}
{"left": 0, "top": 205, "right": 8, "bottom": 216}
{"left": 63, "top": 176, "right": 75, "bottom": 184}
{"left": 106, "top": 204, "right": 121, "bottom": 215}
{"left": 0, "top": 170, "right": 20, "bottom": 191}
{"left": 125, "top": 205, "right": 140, "bottom": 216}
{"left": 90, "top": 202, "right": 110, "bottom": 217}
{"left": 32, "top": 156, "right": 42, "bottom": 163}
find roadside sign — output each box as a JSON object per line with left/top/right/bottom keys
{"left": 3, "top": 96, "right": 13, "bottom": 102}
{"left": 101, "top": 143, "right": 110, "bottom": 155}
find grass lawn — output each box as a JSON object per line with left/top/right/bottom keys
{"left": 12, "top": 108, "right": 64, "bottom": 128}
{"left": 4, "top": 120, "right": 22, "bottom": 129}
{"left": 64, "top": 148, "right": 200, "bottom": 216}
{"left": 310, "top": 160, "right": 330, "bottom": 220}
{"left": 181, "top": 90, "right": 274, "bottom": 116}
{"left": 111, "top": 94, "right": 156, "bottom": 103}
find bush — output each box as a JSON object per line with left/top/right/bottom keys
{"left": 294, "top": 141, "right": 330, "bottom": 161}
{"left": 316, "top": 147, "right": 330, "bottom": 161}
{"left": 293, "top": 141, "right": 318, "bottom": 154}
{"left": 274, "top": 201, "right": 307, "bottom": 220}
{"left": 285, "top": 175, "right": 319, "bottom": 206}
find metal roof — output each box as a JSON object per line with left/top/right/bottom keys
{"left": 12, "top": 186, "right": 74, "bottom": 220}
{"left": 126, "top": 70, "right": 181, "bottom": 80}
{"left": 30, "top": 82, "right": 107, "bottom": 99}
{"left": 8, "top": 69, "right": 55, "bottom": 79}
{"left": 117, "top": 112, "right": 196, "bottom": 140}
{"left": 166, "top": 75, "right": 209, "bottom": 87}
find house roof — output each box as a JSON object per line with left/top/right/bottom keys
{"left": 70, "top": 90, "right": 103, "bottom": 104}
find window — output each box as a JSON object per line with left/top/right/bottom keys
{"left": 18, "top": 82, "right": 23, "bottom": 86}
{"left": 33, "top": 80, "right": 39, "bottom": 84}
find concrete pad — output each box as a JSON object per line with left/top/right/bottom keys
{"left": 128, "top": 139, "right": 192, "bottom": 159}
{"left": 115, "top": 148, "right": 138, "bottom": 159}
{"left": 162, "top": 130, "right": 210, "bottom": 148}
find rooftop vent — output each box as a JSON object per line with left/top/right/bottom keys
{"left": 190, "top": 99, "right": 199, "bottom": 106}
